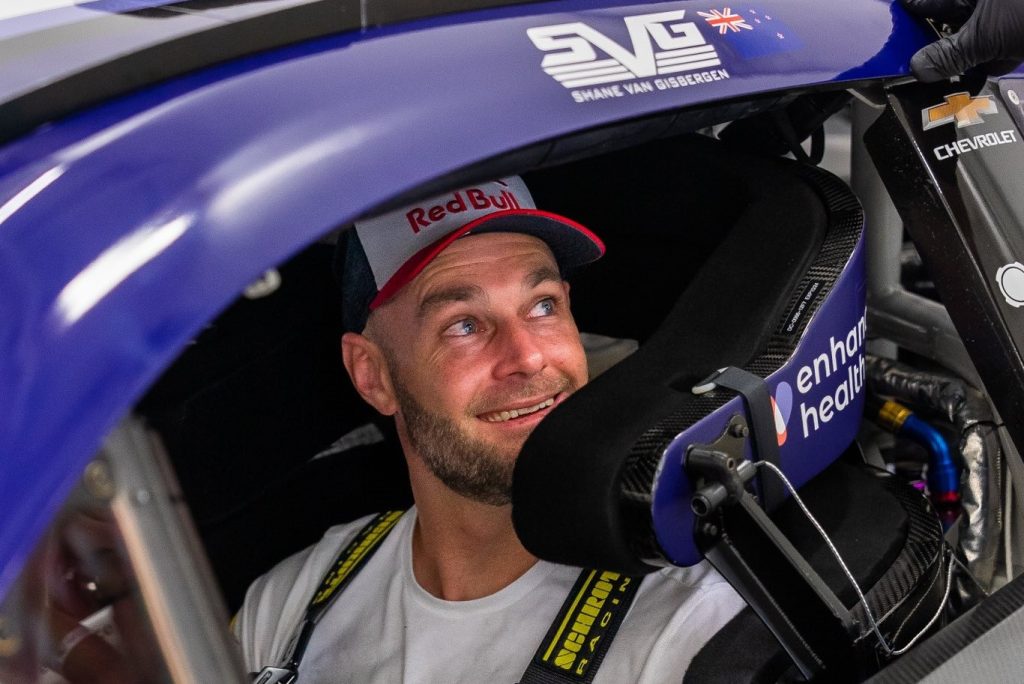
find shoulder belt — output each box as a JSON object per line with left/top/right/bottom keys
{"left": 255, "top": 510, "right": 642, "bottom": 684}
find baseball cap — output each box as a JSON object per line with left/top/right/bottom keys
{"left": 336, "top": 176, "right": 605, "bottom": 332}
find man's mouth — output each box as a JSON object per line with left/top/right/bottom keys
{"left": 479, "top": 397, "right": 556, "bottom": 423}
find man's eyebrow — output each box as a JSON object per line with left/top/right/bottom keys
{"left": 526, "top": 266, "right": 563, "bottom": 289}
{"left": 417, "top": 284, "right": 487, "bottom": 320}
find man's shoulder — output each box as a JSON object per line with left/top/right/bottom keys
{"left": 599, "top": 561, "right": 745, "bottom": 681}
{"left": 251, "top": 509, "right": 411, "bottom": 606}
{"left": 644, "top": 559, "right": 736, "bottom": 592}
{"left": 290, "top": 511, "right": 393, "bottom": 572}
{"left": 633, "top": 561, "right": 745, "bottom": 625}
{"left": 235, "top": 510, "right": 411, "bottom": 669}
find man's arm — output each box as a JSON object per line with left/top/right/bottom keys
{"left": 902, "top": 0, "right": 1024, "bottom": 82}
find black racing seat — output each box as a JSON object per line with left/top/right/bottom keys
{"left": 514, "top": 134, "right": 947, "bottom": 681}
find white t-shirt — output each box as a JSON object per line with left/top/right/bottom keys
{"left": 236, "top": 509, "right": 745, "bottom": 684}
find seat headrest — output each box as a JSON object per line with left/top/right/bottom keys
{"left": 513, "top": 136, "right": 866, "bottom": 573}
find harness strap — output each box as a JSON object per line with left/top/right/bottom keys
{"left": 520, "top": 569, "right": 641, "bottom": 684}
{"left": 253, "top": 510, "right": 641, "bottom": 684}
{"left": 253, "top": 510, "right": 404, "bottom": 683}
{"left": 697, "top": 366, "right": 786, "bottom": 512}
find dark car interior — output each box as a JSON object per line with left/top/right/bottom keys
{"left": 135, "top": 121, "right": 957, "bottom": 682}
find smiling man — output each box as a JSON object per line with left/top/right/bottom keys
{"left": 235, "top": 177, "right": 744, "bottom": 683}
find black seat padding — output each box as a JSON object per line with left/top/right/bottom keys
{"left": 515, "top": 136, "right": 829, "bottom": 573}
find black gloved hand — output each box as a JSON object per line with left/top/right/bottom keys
{"left": 901, "top": 0, "right": 1024, "bottom": 82}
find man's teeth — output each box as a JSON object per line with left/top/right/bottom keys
{"left": 483, "top": 398, "right": 555, "bottom": 423}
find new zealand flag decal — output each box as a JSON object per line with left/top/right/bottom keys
{"left": 704, "top": 7, "right": 801, "bottom": 59}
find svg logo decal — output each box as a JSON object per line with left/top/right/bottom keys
{"left": 771, "top": 381, "right": 793, "bottom": 446}
{"left": 527, "top": 9, "right": 730, "bottom": 103}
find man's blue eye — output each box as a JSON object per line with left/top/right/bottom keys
{"left": 531, "top": 298, "right": 555, "bottom": 317}
{"left": 445, "top": 319, "right": 477, "bottom": 336}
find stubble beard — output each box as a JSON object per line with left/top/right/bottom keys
{"left": 392, "top": 376, "right": 576, "bottom": 507}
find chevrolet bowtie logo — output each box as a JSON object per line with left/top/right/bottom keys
{"left": 922, "top": 92, "right": 998, "bottom": 130}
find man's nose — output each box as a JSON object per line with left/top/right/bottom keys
{"left": 492, "top": 321, "right": 546, "bottom": 378}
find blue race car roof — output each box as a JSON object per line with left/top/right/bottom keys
{"left": 0, "top": 0, "right": 934, "bottom": 597}
{"left": 0, "top": 0, "right": 547, "bottom": 145}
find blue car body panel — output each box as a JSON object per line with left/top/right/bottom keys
{"left": 654, "top": 240, "right": 867, "bottom": 566}
{"left": 0, "top": 0, "right": 933, "bottom": 595}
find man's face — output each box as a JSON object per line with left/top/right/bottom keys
{"left": 368, "top": 232, "right": 589, "bottom": 505}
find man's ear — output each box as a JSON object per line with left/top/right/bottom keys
{"left": 341, "top": 332, "right": 398, "bottom": 416}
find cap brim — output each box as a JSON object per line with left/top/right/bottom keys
{"left": 369, "top": 209, "right": 605, "bottom": 310}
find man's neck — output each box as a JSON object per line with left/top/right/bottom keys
{"left": 408, "top": 472, "right": 538, "bottom": 601}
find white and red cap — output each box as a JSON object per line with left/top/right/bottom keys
{"left": 337, "top": 176, "right": 605, "bottom": 332}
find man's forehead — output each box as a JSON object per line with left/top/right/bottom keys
{"left": 368, "top": 232, "right": 561, "bottom": 330}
